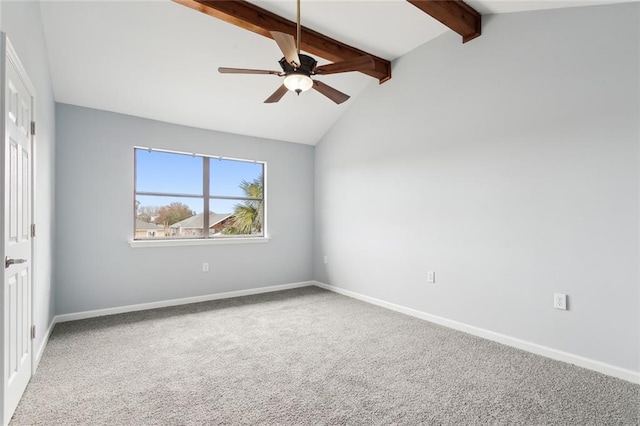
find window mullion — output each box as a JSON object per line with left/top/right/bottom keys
{"left": 135, "top": 191, "right": 203, "bottom": 198}
{"left": 203, "top": 156, "right": 210, "bottom": 238}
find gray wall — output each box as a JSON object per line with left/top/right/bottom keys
{"left": 55, "top": 104, "right": 314, "bottom": 314}
{"left": 314, "top": 4, "right": 639, "bottom": 372}
{"left": 1, "top": 2, "right": 57, "bottom": 355}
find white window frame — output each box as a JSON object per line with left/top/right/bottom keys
{"left": 129, "top": 147, "right": 269, "bottom": 248}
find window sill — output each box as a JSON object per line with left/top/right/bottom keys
{"left": 129, "top": 236, "right": 270, "bottom": 248}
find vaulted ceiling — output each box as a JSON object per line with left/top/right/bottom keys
{"left": 38, "top": 0, "right": 629, "bottom": 145}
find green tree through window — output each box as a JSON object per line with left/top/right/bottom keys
{"left": 222, "top": 174, "right": 264, "bottom": 235}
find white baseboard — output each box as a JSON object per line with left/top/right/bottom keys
{"left": 313, "top": 281, "right": 640, "bottom": 384}
{"left": 55, "top": 281, "right": 314, "bottom": 323}
{"left": 33, "top": 318, "right": 56, "bottom": 374}
{"left": 42, "top": 280, "right": 640, "bottom": 384}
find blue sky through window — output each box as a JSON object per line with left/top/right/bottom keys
{"left": 136, "top": 150, "right": 202, "bottom": 195}
{"left": 135, "top": 149, "right": 264, "bottom": 215}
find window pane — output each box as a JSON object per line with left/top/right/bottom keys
{"left": 135, "top": 195, "right": 202, "bottom": 239}
{"left": 210, "top": 198, "right": 264, "bottom": 237}
{"left": 133, "top": 147, "right": 267, "bottom": 241}
{"left": 136, "top": 149, "right": 203, "bottom": 196}
{"left": 210, "top": 159, "right": 263, "bottom": 198}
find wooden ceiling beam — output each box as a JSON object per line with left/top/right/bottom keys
{"left": 174, "top": 0, "right": 392, "bottom": 83}
{"left": 407, "top": 0, "right": 481, "bottom": 43}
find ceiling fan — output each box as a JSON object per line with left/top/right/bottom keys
{"left": 218, "top": 0, "right": 375, "bottom": 105}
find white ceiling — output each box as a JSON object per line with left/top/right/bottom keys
{"left": 39, "top": 0, "right": 632, "bottom": 145}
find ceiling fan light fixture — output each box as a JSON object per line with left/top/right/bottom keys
{"left": 284, "top": 72, "right": 313, "bottom": 94}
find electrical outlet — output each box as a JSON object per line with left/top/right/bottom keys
{"left": 427, "top": 271, "right": 436, "bottom": 283}
{"left": 323, "top": 256, "right": 328, "bottom": 264}
{"left": 202, "top": 262, "right": 209, "bottom": 273}
{"left": 554, "top": 293, "right": 567, "bottom": 310}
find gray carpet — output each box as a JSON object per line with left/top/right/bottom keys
{"left": 11, "top": 287, "right": 639, "bottom": 425}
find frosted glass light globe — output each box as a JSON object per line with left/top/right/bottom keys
{"left": 284, "top": 73, "right": 313, "bottom": 94}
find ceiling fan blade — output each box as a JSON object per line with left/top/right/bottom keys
{"left": 264, "top": 84, "right": 289, "bottom": 104}
{"left": 270, "top": 31, "right": 301, "bottom": 67}
{"left": 218, "top": 67, "right": 282, "bottom": 75}
{"left": 312, "top": 80, "right": 350, "bottom": 105}
{"left": 314, "top": 56, "right": 375, "bottom": 75}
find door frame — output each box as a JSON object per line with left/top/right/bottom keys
{"left": 0, "top": 32, "right": 36, "bottom": 426}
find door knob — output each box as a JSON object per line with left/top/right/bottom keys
{"left": 5, "top": 257, "right": 27, "bottom": 268}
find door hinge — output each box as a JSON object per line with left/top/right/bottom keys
{"left": 31, "top": 224, "right": 36, "bottom": 238}
{"left": 30, "top": 121, "right": 36, "bottom": 136}
{"left": 31, "top": 325, "right": 36, "bottom": 340}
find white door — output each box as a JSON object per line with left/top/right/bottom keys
{"left": 1, "top": 35, "right": 33, "bottom": 426}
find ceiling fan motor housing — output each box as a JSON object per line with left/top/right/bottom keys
{"left": 279, "top": 54, "right": 317, "bottom": 76}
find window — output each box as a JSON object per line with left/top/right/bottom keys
{"left": 134, "top": 148, "right": 265, "bottom": 240}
